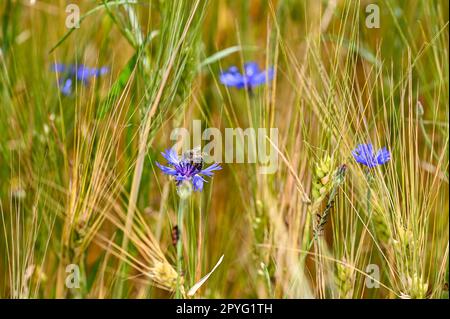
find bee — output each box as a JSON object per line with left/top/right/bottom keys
{"left": 171, "top": 225, "right": 180, "bottom": 246}
{"left": 182, "top": 146, "right": 204, "bottom": 170}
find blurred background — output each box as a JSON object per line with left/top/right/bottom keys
{"left": 0, "top": 0, "right": 448, "bottom": 298}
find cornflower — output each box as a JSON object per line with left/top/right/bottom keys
{"left": 156, "top": 148, "right": 221, "bottom": 193}
{"left": 51, "top": 63, "right": 108, "bottom": 95}
{"left": 352, "top": 143, "right": 390, "bottom": 168}
{"left": 219, "top": 62, "right": 274, "bottom": 91}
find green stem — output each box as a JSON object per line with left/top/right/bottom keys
{"left": 262, "top": 264, "right": 273, "bottom": 298}
{"left": 176, "top": 198, "right": 186, "bottom": 299}
{"left": 366, "top": 171, "right": 373, "bottom": 218}
{"left": 418, "top": 106, "right": 442, "bottom": 164}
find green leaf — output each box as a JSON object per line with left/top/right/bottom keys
{"left": 187, "top": 255, "right": 224, "bottom": 296}
{"left": 49, "top": 1, "right": 142, "bottom": 53}
{"left": 199, "top": 45, "right": 258, "bottom": 69}
{"left": 323, "top": 35, "right": 382, "bottom": 68}
{"left": 96, "top": 52, "right": 138, "bottom": 119}
{"left": 96, "top": 30, "right": 158, "bottom": 119}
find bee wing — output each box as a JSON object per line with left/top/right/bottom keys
{"left": 191, "top": 145, "right": 202, "bottom": 155}
{"left": 182, "top": 145, "right": 203, "bottom": 161}
{"left": 193, "top": 146, "right": 205, "bottom": 164}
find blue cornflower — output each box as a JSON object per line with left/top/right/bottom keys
{"left": 156, "top": 148, "right": 221, "bottom": 192}
{"left": 352, "top": 143, "right": 390, "bottom": 168}
{"left": 219, "top": 62, "right": 274, "bottom": 90}
{"left": 51, "top": 63, "right": 109, "bottom": 95}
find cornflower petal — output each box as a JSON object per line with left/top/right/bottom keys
{"left": 352, "top": 143, "right": 390, "bottom": 168}
{"left": 60, "top": 78, "right": 73, "bottom": 96}
{"left": 75, "top": 65, "right": 94, "bottom": 82}
{"left": 52, "top": 63, "right": 108, "bottom": 95}
{"left": 220, "top": 62, "right": 274, "bottom": 89}
{"left": 376, "top": 147, "right": 391, "bottom": 165}
{"left": 192, "top": 175, "right": 205, "bottom": 191}
{"left": 200, "top": 163, "right": 222, "bottom": 176}
{"left": 220, "top": 70, "right": 245, "bottom": 88}
{"left": 156, "top": 162, "right": 178, "bottom": 176}
{"left": 249, "top": 67, "right": 274, "bottom": 87}
{"left": 51, "top": 63, "right": 67, "bottom": 73}
{"left": 244, "top": 62, "right": 260, "bottom": 77}
{"left": 97, "top": 67, "right": 109, "bottom": 76}
{"left": 161, "top": 148, "right": 180, "bottom": 166}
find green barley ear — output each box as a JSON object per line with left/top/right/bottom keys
{"left": 334, "top": 260, "right": 354, "bottom": 298}
{"left": 150, "top": 261, "right": 185, "bottom": 294}
{"left": 303, "top": 155, "right": 333, "bottom": 247}
{"left": 402, "top": 273, "right": 428, "bottom": 299}
{"left": 310, "top": 155, "right": 333, "bottom": 214}
{"left": 313, "top": 163, "right": 347, "bottom": 237}
{"left": 393, "top": 225, "right": 415, "bottom": 257}
{"left": 371, "top": 206, "right": 392, "bottom": 246}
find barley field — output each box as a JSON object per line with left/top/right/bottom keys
{"left": 0, "top": 0, "right": 448, "bottom": 299}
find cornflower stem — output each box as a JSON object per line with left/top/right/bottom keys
{"left": 247, "top": 86, "right": 254, "bottom": 98}
{"left": 365, "top": 169, "right": 374, "bottom": 219}
{"left": 176, "top": 197, "right": 187, "bottom": 299}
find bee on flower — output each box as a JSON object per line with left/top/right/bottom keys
{"left": 156, "top": 147, "right": 221, "bottom": 193}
